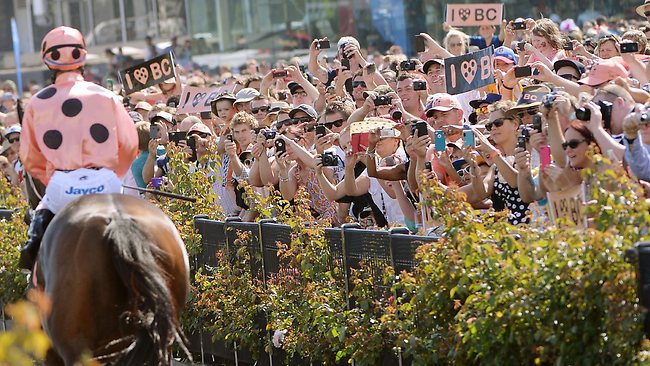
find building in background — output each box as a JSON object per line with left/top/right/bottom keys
{"left": 0, "top": 0, "right": 645, "bottom": 86}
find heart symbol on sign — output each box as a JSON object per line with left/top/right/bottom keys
{"left": 133, "top": 68, "right": 149, "bottom": 85}
{"left": 460, "top": 59, "right": 478, "bottom": 84}
{"left": 192, "top": 93, "right": 207, "bottom": 107}
{"left": 459, "top": 8, "right": 471, "bottom": 21}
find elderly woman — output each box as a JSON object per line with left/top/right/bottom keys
{"left": 444, "top": 29, "right": 469, "bottom": 56}
{"left": 595, "top": 34, "right": 621, "bottom": 59}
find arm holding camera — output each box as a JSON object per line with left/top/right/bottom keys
{"left": 620, "top": 52, "right": 649, "bottom": 85}
{"left": 343, "top": 153, "right": 371, "bottom": 197}
{"left": 286, "top": 65, "right": 320, "bottom": 102}
{"left": 309, "top": 38, "right": 331, "bottom": 83}
{"left": 225, "top": 139, "right": 247, "bottom": 178}
{"left": 314, "top": 154, "right": 346, "bottom": 201}
{"left": 418, "top": 32, "right": 454, "bottom": 60}
{"left": 366, "top": 128, "right": 408, "bottom": 181}
{"left": 623, "top": 109, "right": 650, "bottom": 181}
{"left": 278, "top": 135, "right": 316, "bottom": 168}
{"left": 142, "top": 138, "right": 159, "bottom": 187}
{"left": 542, "top": 99, "right": 568, "bottom": 169}
{"left": 473, "top": 127, "right": 519, "bottom": 188}
{"left": 514, "top": 147, "right": 543, "bottom": 203}
{"left": 580, "top": 102, "right": 626, "bottom": 162}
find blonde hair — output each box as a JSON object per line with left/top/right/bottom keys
{"left": 532, "top": 18, "right": 564, "bottom": 50}
{"left": 134, "top": 121, "right": 151, "bottom": 151}
{"left": 443, "top": 30, "right": 468, "bottom": 54}
{"left": 230, "top": 111, "right": 259, "bottom": 130}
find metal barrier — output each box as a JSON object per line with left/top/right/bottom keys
{"left": 190, "top": 216, "right": 440, "bottom": 365}
{"left": 0, "top": 209, "right": 15, "bottom": 220}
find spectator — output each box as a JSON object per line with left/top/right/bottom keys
{"left": 134, "top": 101, "right": 153, "bottom": 121}
{"left": 443, "top": 29, "right": 469, "bottom": 56}
{"left": 469, "top": 24, "right": 504, "bottom": 50}
{"left": 234, "top": 88, "right": 260, "bottom": 114}
{"left": 623, "top": 104, "right": 650, "bottom": 181}
{"left": 130, "top": 122, "right": 157, "bottom": 188}
{"left": 595, "top": 35, "right": 621, "bottom": 59}
{"left": 144, "top": 35, "right": 161, "bottom": 61}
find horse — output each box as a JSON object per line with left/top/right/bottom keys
{"left": 31, "top": 193, "right": 190, "bottom": 365}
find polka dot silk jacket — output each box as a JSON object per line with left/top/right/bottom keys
{"left": 20, "top": 72, "right": 138, "bottom": 185}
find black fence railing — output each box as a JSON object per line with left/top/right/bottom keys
{"left": 190, "top": 216, "right": 438, "bottom": 365}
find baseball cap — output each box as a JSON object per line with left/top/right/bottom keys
{"left": 289, "top": 104, "right": 318, "bottom": 119}
{"left": 578, "top": 59, "right": 628, "bottom": 86}
{"left": 288, "top": 82, "right": 305, "bottom": 95}
{"left": 469, "top": 93, "right": 502, "bottom": 109}
{"left": 508, "top": 85, "right": 551, "bottom": 112}
{"left": 423, "top": 58, "right": 444, "bottom": 74}
{"left": 553, "top": 59, "right": 586, "bottom": 76}
{"left": 134, "top": 101, "right": 153, "bottom": 111}
{"left": 494, "top": 46, "right": 517, "bottom": 64}
{"left": 188, "top": 122, "right": 213, "bottom": 136}
{"left": 150, "top": 111, "right": 174, "bottom": 124}
{"left": 425, "top": 93, "right": 463, "bottom": 118}
{"left": 234, "top": 88, "right": 260, "bottom": 104}
{"left": 3, "top": 125, "right": 21, "bottom": 138}
{"left": 1, "top": 92, "right": 16, "bottom": 102}
{"left": 128, "top": 111, "right": 143, "bottom": 122}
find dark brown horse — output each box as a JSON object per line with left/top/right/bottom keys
{"left": 34, "top": 193, "right": 190, "bottom": 365}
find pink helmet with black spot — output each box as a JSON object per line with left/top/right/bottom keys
{"left": 41, "top": 26, "right": 87, "bottom": 71}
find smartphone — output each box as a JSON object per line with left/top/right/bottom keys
{"left": 513, "top": 21, "right": 527, "bottom": 30}
{"left": 532, "top": 114, "right": 542, "bottom": 132}
{"left": 272, "top": 70, "right": 288, "bottom": 78}
{"left": 413, "top": 80, "right": 427, "bottom": 91}
{"left": 415, "top": 35, "right": 426, "bottom": 53}
{"left": 317, "top": 40, "right": 331, "bottom": 49}
{"left": 620, "top": 42, "right": 639, "bottom": 54}
{"left": 517, "top": 41, "right": 527, "bottom": 52}
{"left": 424, "top": 161, "right": 432, "bottom": 171}
{"left": 315, "top": 124, "right": 326, "bottom": 138}
{"left": 563, "top": 42, "right": 574, "bottom": 51}
{"left": 275, "top": 139, "right": 286, "bottom": 154}
{"left": 200, "top": 111, "right": 212, "bottom": 119}
{"left": 434, "top": 130, "right": 446, "bottom": 152}
{"left": 514, "top": 66, "right": 532, "bottom": 78}
{"left": 415, "top": 121, "right": 428, "bottom": 137}
{"left": 226, "top": 134, "right": 233, "bottom": 142}
{"left": 540, "top": 145, "right": 551, "bottom": 171}
{"left": 463, "top": 130, "right": 475, "bottom": 147}
{"left": 366, "top": 63, "right": 377, "bottom": 74}
{"left": 150, "top": 124, "right": 159, "bottom": 139}
{"left": 341, "top": 58, "right": 351, "bottom": 70}
{"left": 188, "top": 136, "right": 197, "bottom": 161}
{"left": 517, "top": 134, "right": 527, "bottom": 150}
{"left": 168, "top": 131, "right": 187, "bottom": 144}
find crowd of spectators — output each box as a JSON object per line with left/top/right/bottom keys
{"left": 2, "top": 10, "right": 650, "bottom": 235}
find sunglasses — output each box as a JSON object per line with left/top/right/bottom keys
{"left": 352, "top": 81, "right": 367, "bottom": 88}
{"left": 516, "top": 108, "right": 537, "bottom": 118}
{"left": 189, "top": 132, "right": 211, "bottom": 139}
{"left": 485, "top": 118, "right": 509, "bottom": 131}
{"left": 476, "top": 105, "right": 489, "bottom": 114}
{"left": 293, "top": 116, "right": 314, "bottom": 124}
{"left": 7, "top": 137, "right": 19, "bottom": 143}
{"left": 251, "top": 106, "right": 269, "bottom": 114}
{"left": 449, "top": 42, "right": 463, "bottom": 47}
{"left": 277, "top": 118, "right": 298, "bottom": 128}
{"left": 324, "top": 119, "right": 345, "bottom": 128}
{"left": 562, "top": 139, "right": 586, "bottom": 150}
{"left": 456, "top": 165, "right": 472, "bottom": 178}
{"left": 559, "top": 74, "right": 579, "bottom": 81}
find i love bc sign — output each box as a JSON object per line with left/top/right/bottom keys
{"left": 446, "top": 3, "right": 503, "bottom": 27}
{"left": 177, "top": 85, "right": 234, "bottom": 114}
{"left": 444, "top": 46, "right": 495, "bottom": 95}
{"left": 118, "top": 52, "right": 176, "bottom": 95}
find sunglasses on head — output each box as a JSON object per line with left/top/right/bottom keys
{"left": 562, "top": 139, "right": 586, "bottom": 150}
{"left": 324, "top": 118, "right": 345, "bottom": 128}
{"left": 352, "top": 81, "right": 367, "bottom": 88}
{"left": 251, "top": 106, "right": 269, "bottom": 114}
{"left": 476, "top": 105, "right": 489, "bottom": 114}
{"left": 7, "top": 136, "right": 19, "bottom": 143}
{"left": 485, "top": 118, "right": 509, "bottom": 131}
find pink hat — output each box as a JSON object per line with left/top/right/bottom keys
{"left": 188, "top": 122, "right": 213, "bottom": 136}
{"left": 578, "top": 59, "right": 628, "bottom": 86}
{"left": 425, "top": 93, "right": 463, "bottom": 117}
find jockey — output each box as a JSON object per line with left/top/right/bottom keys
{"left": 18, "top": 26, "right": 138, "bottom": 270}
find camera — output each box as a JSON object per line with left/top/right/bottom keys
{"left": 339, "top": 42, "right": 350, "bottom": 59}
{"left": 391, "top": 109, "right": 403, "bottom": 120}
{"left": 275, "top": 139, "right": 286, "bottom": 154}
{"left": 542, "top": 93, "right": 557, "bottom": 109}
{"left": 272, "top": 70, "right": 288, "bottom": 78}
{"left": 413, "top": 79, "right": 427, "bottom": 91}
{"left": 341, "top": 58, "right": 351, "bottom": 70}
{"left": 226, "top": 134, "right": 233, "bottom": 142}
{"left": 532, "top": 114, "right": 542, "bottom": 132}
{"left": 575, "top": 107, "right": 591, "bottom": 121}
{"left": 400, "top": 60, "right": 417, "bottom": 71}
{"left": 374, "top": 95, "right": 392, "bottom": 106}
{"left": 317, "top": 40, "right": 330, "bottom": 49}
{"left": 415, "top": 35, "right": 426, "bottom": 53}
{"left": 513, "top": 21, "right": 527, "bottom": 30}
{"left": 599, "top": 100, "right": 613, "bottom": 130}
{"left": 315, "top": 125, "right": 326, "bottom": 137}
{"left": 264, "top": 131, "right": 277, "bottom": 140}
{"left": 517, "top": 128, "right": 529, "bottom": 149}
{"left": 414, "top": 121, "right": 428, "bottom": 137}
{"left": 621, "top": 42, "right": 639, "bottom": 54}
{"left": 321, "top": 152, "right": 338, "bottom": 167}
